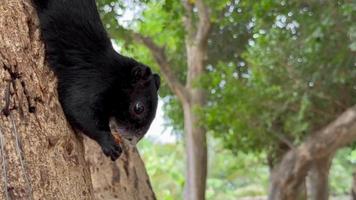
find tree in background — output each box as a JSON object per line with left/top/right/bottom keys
{"left": 269, "top": 105, "right": 356, "bottom": 200}
{"left": 132, "top": 2, "right": 212, "bottom": 199}
{"left": 203, "top": 0, "right": 356, "bottom": 199}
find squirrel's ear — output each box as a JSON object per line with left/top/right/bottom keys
{"left": 153, "top": 74, "right": 160, "bottom": 90}
{"left": 131, "top": 66, "right": 151, "bottom": 82}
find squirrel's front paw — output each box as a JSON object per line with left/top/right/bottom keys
{"left": 99, "top": 137, "right": 122, "bottom": 161}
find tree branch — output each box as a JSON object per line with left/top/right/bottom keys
{"left": 195, "top": 0, "right": 211, "bottom": 47}
{"left": 132, "top": 33, "right": 189, "bottom": 103}
{"left": 269, "top": 104, "right": 356, "bottom": 200}
{"left": 180, "top": 0, "right": 211, "bottom": 47}
{"left": 181, "top": 0, "right": 195, "bottom": 41}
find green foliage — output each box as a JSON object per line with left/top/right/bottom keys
{"left": 138, "top": 140, "right": 185, "bottom": 200}
{"left": 138, "top": 138, "right": 356, "bottom": 198}
{"left": 330, "top": 148, "right": 356, "bottom": 195}
{"left": 329, "top": 148, "right": 355, "bottom": 195}
{"left": 202, "top": 0, "right": 356, "bottom": 161}
{"left": 138, "top": 137, "right": 270, "bottom": 199}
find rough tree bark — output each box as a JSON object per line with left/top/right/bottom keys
{"left": 268, "top": 105, "right": 356, "bottom": 200}
{"left": 0, "top": 0, "right": 94, "bottom": 199}
{"left": 306, "top": 156, "right": 332, "bottom": 200}
{"left": 84, "top": 138, "right": 156, "bottom": 200}
{"left": 0, "top": 1, "right": 156, "bottom": 200}
{"left": 127, "top": 1, "right": 212, "bottom": 200}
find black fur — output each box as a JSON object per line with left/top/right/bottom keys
{"left": 33, "top": 0, "right": 160, "bottom": 161}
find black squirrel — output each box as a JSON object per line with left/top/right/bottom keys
{"left": 33, "top": 0, "right": 160, "bottom": 161}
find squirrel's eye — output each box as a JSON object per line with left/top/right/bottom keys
{"left": 134, "top": 102, "right": 144, "bottom": 114}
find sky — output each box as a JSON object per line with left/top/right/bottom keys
{"left": 146, "top": 100, "right": 176, "bottom": 143}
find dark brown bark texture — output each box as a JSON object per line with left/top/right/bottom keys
{"left": 0, "top": 0, "right": 94, "bottom": 199}
{"left": 269, "top": 105, "right": 356, "bottom": 200}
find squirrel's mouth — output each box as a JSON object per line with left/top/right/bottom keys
{"left": 109, "top": 117, "right": 146, "bottom": 146}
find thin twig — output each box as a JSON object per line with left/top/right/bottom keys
{"left": 9, "top": 114, "right": 33, "bottom": 200}
{"left": 0, "top": 125, "right": 10, "bottom": 200}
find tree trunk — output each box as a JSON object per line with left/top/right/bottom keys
{"left": 269, "top": 105, "right": 356, "bottom": 200}
{"left": 0, "top": 0, "right": 94, "bottom": 199}
{"left": 84, "top": 138, "right": 156, "bottom": 200}
{"left": 306, "top": 157, "right": 332, "bottom": 200}
{"left": 268, "top": 143, "right": 307, "bottom": 200}
{"left": 183, "top": 95, "right": 207, "bottom": 200}
{"left": 182, "top": 38, "right": 208, "bottom": 200}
